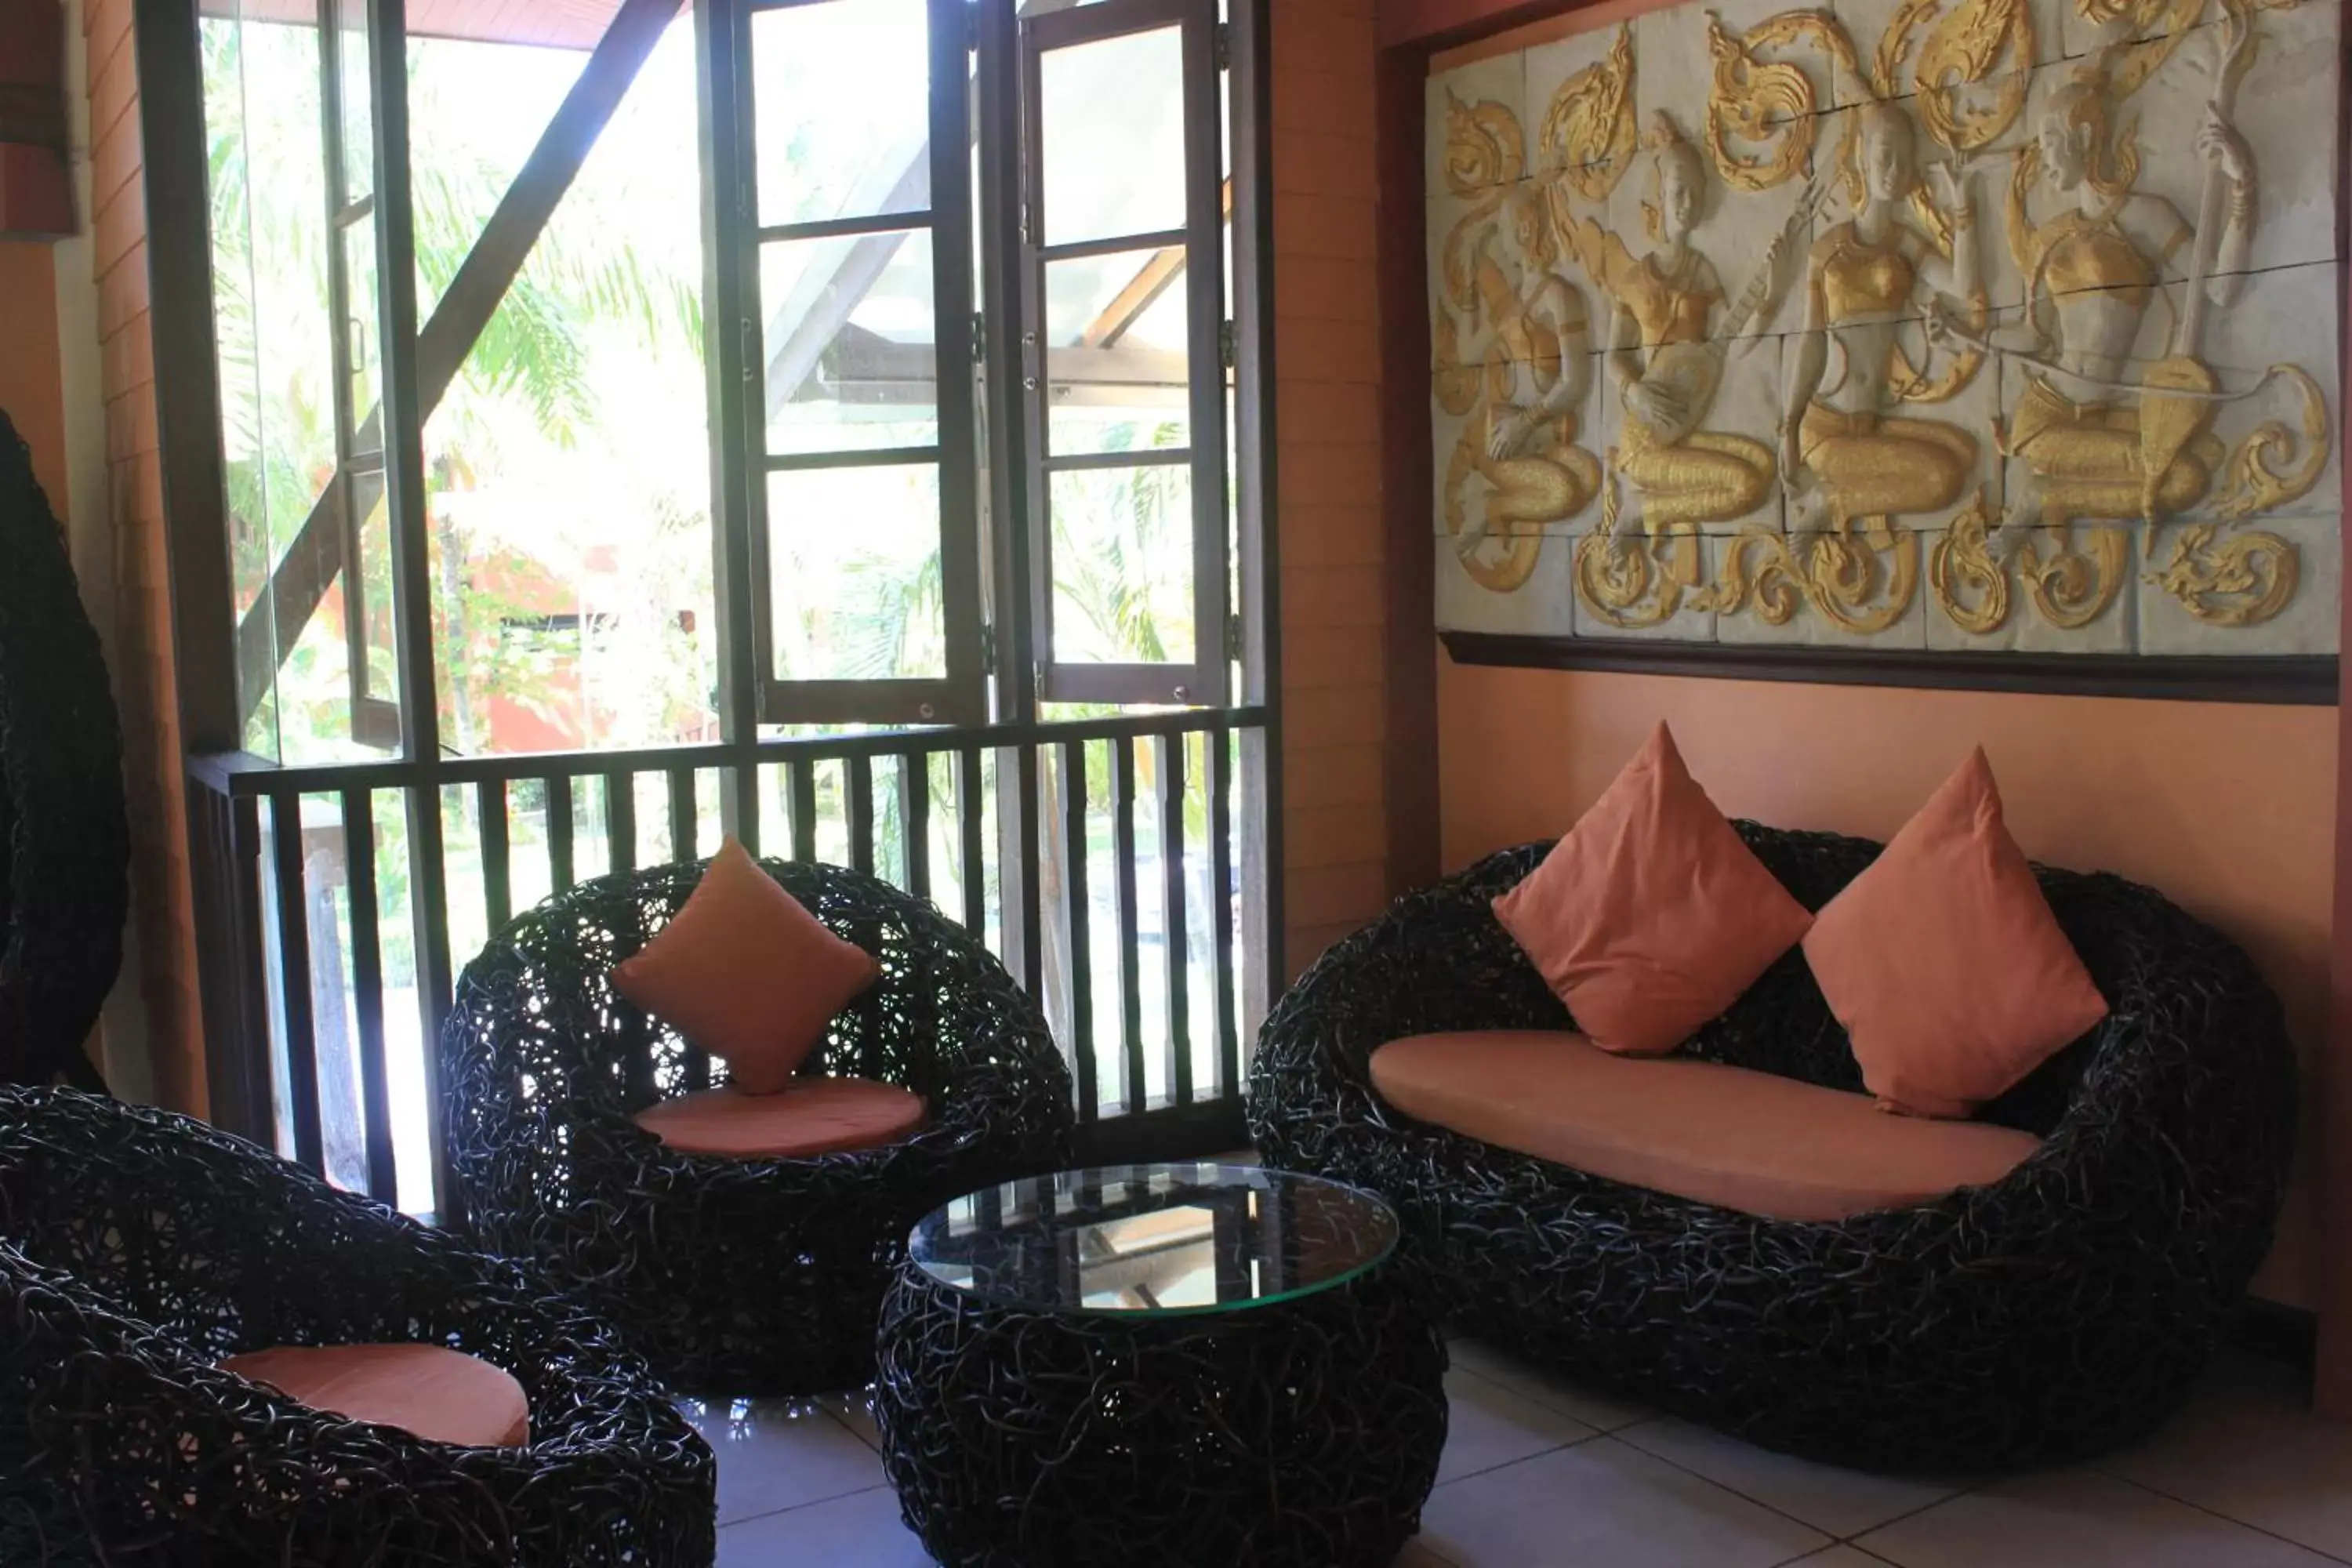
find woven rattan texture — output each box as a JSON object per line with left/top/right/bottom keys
{"left": 0, "top": 412, "right": 126, "bottom": 1087}
{"left": 874, "top": 1262, "right": 1447, "bottom": 1566}
{"left": 0, "top": 1086, "right": 714, "bottom": 1566}
{"left": 441, "top": 857, "right": 1076, "bottom": 1396}
{"left": 1247, "top": 824, "right": 2297, "bottom": 1473}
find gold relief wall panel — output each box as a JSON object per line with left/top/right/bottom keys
{"left": 1427, "top": 0, "right": 2344, "bottom": 673}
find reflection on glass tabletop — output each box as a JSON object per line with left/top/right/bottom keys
{"left": 908, "top": 1162, "right": 1399, "bottom": 1317}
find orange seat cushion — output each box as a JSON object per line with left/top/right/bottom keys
{"left": 1803, "top": 749, "right": 2110, "bottom": 1119}
{"left": 1490, "top": 723, "right": 1813, "bottom": 1056}
{"left": 612, "top": 837, "right": 881, "bottom": 1094}
{"left": 220, "top": 1344, "right": 530, "bottom": 1447}
{"left": 1369, "top": 1031, "right": 2040, "bottom": 1222}
{"left": 633, "top": 1077, "right": 927, "bottom": 1159}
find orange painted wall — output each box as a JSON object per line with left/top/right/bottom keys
{"left": 84, "top": 0, "right": 202, "bottom": 1114}
{"left": 0, "top": 4, "right": 193, "bottom": 1110}
{"left": 0, "top": 243, "right": 69, "bottom": 505}
{"left": 1437, "top": 659, "right": 2336, "bottom": 1305}
{"left": 1271, "top": 0, "right": 1392, "bottom": 976}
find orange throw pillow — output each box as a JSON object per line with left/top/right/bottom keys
{"left": 1490, "top": 722, "right": 1813, "bottom": 1055}
{"left": 1802, "top": 748, "right": 2108, "bottom": 1118}
{"left": 612, "top": 838, "right": 880, "bottom": 1095}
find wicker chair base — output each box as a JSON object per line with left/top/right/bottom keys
{"left": 873, "top": 1263, "right": 1448, "bottom": 1567}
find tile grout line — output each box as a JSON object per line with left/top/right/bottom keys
{"left": 822, "top": 1399, "right": 884, "bottom": 1456}
{"left": 719, "top": 1479, "right": 895, "bottom": 1534}
{"left": 1830, "top": 1475, "right": 1998, "bottom": 1548}
{"left": 1594, "top": 1430, "right": 1842, "bottom": 1552}
{"left": 2099, "top": 1468, "right": 2352, "bottom": 1566}
{"left": 1428, "top": 1428, "right": 1611, "bottom": 1491}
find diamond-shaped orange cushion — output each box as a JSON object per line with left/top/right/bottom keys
{"left": 1490, "top": 723, "right": 1813, "bottom": 1055}
{"left": 612, "top": 838, "right": 880, "bottom": 1094}
{"left": 1803, "top": 748, "right": 2108, "bottom": 1118}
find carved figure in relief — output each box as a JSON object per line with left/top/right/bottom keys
{"left": 1434, "top": 96, "right": 1603, "bottom": 592}
{"left": 1779, "top": 103, "right": 1984, "bottom": 537}
{"left": 1573, "top": 114, "right": 1789, "bottom": 534}
{"left": 1475, "top": 190, "right": 1602, "bottom": 525}
{"left": 1924, "top": 3, "right": 2327, "bottom": 631}
{"left": 1975, "top": 42, "right": 2253, "bottom": 529}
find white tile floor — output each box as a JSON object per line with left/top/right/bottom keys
{"left": 688, "top": 1341, "right": 2352, "bottom": 1566}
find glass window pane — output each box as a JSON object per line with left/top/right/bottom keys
{"left": 1049, "top": 464, "right": 1195, "bottom": 665}
{"left": 411, "top": 17, "right": 717, "bottom": 759}
{"left": 752, "top": 0, "right": 931, "bottom": 229}
{"left": 349, "top": 466, "right": 397, "bottom": 708}
{"left": 1040, "top": 26, "right": 1185, "bottom": 247}
{"left": 203, "top": 11, "right": 340, "bottom": 757}
{"left": 767, "top": 463, "right": 947, "bottom": 681}
{"left": 343, "top": 219, "right": 383, "bottom": 452}
{"left": 1046, "top": 249, "right": 1189, "bottom": 455}
{"left": 337, "top": 0, "right": 373, "bottom": 205}
{"left": 762, "top": 228, "right": 939, "bottom": 453}
{"left": 407, "top": 30, "right": 590, "bottom": 325}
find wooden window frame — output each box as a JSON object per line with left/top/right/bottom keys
{"left": 1016, "top": 0, "right": 1231, "bottom": 710}
{"left": 730, "top": 0, "right": 989, "bottom": 728}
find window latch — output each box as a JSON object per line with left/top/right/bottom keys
{"left": 1218, "top": 320, "right": 1237, "bottom": 370}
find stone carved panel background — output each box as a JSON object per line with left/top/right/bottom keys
{"left": 1428, "top": 0, "right": 2342, "bottom": 666}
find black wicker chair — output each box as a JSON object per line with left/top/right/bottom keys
{"left": 0, "top": 409, "right": 128, "bottom": 1090}
{"left": 0, "top": 1085, "right": 714, "bottom": 1566}
{"left": 441, "top": 856, "right": 1077, "bottom": 1396}
{"left": 1248, "top": 825, "right": 2298, "bottom": 1474}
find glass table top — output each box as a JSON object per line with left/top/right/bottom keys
{"left": 908, "top": 1162, "right": 1399, "bottom": 1317}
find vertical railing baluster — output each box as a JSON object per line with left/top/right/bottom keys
{"left": 478, "top": 779, "right": 511, "bottom": 933}
{"left": 663, "top": 771, "right": 708, "bottom": 1091}
{"left": 788, "top": 757, "right": 817, "bottom": 862}
{"left": 270, "top": 791, "right": 324, "bottom": 1174}
{"left": 1018, "top": 745, "right": 1045, "bottom": 1002}
{"left": 848, "top": 754, "right": 876, "bottom": 875}
{"left": 958, "top": 746, "right": 985, "bottom": 936}
{"left": 1156, "top": 732, "right": 1192, "bottom": 1109}
{"left": 902, "top": 752, "right": 931, "bottom": 900}
{"left": 546, "top": 775, "right": 575, "bottom": 892}
{"left": 606, "top": 771, "right": 637, "bottom": 875}
{"left": 667, "top": 767, "right": 697, "bottom": 863}
{"left": 1112, "top": 739, "right": 1144, "bottom": 1116}
{"left": 1060, "top": 740, "right": 1095, "bottom": 1123}
{"left": 343, "top": 789, "right": 397, "bottom": 1204}
{"left": 1208, "top": 726, "right": 1239, "bottom": 1102}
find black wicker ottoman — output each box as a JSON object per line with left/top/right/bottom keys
{"left": 874, "top": 1162, "right": 1447, "bottom": 1567}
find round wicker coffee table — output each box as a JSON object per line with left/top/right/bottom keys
{"left": 873, "top": 1161, "right": 1447, "bottom": 1567}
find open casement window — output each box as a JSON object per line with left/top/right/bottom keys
{"left": 1019, "top": 0, "right": 1229, "bottom": 709}
{"left": 734, "top": 0, "right": 985, "bottom": 727}
{"left": 332, "top": 0, "right": 401, "bottom": 750}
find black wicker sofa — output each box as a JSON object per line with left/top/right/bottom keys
{"left": 1247, "top": 823, "right": 2297, "bottom": 1473}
